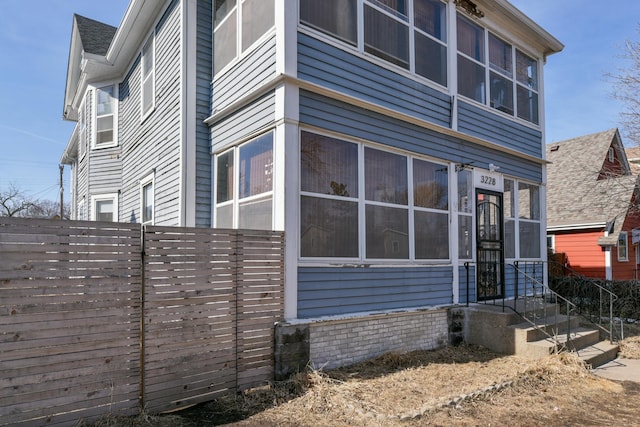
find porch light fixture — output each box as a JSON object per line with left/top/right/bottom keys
{"left": 455, "top": 0, "right": 484, "bottom": 18}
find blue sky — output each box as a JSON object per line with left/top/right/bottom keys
{"left": 0, "top": 1, "right": 639, "bottom": 202}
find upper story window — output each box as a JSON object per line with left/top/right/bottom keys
{"left": 300, "top": 0, "right": 357, "bottom": 45}
{"left": 214, "top": 0, "right": 275, "bottom": 75}
{"left": 141, "top": 34, "right": 155, "bottom": 118}
{"left": 95, "top": 85, "right": 116, "bottom": 148}
{"left": 300, "top": 0, "right": 448, "bottom": 88}
{"left": 299, "top": 1, "right": 541, "bottom": 126}
{"left": 457, "top": 15, "right": 539, "bottom": 124}
{"left": 78, "top": 102, "right": 86, "bottom": 159}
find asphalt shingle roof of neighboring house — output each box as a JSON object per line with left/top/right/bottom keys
{"left": 74, "top": 14, "right": 117, "bottom": 56}
{"left": 546, "top": 128, "right": 637, "bottom": 231}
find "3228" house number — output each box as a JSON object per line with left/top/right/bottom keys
{"left": 480, "top": 175, "right": 497, "bottom": 186}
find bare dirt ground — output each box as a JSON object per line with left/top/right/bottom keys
{"left": 87, "top": 336, "right": 640, "bottom": 427}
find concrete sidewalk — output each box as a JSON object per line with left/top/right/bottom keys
{"left": 592, "top": 358, "right": 640, "bottom": 382}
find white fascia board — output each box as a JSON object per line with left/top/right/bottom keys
{"left": 547, "top": 222, "right": 607, "bottom": 232}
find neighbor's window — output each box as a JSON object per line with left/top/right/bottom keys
{"left": 141, "top": 34, "right": 155, "bottom": 117}
{"left": 141, "top": 175, "right": 154, "bottom": 224}
{"left": 214, "top": 0, "right": 274, "bottom": 75}
{"left": 618, "top": 231, "right": 628, "bottom": 261}
{"left": 91, "top": 194, "right": 118, "bottom": 222}
{"left": 95, "top": 85, "right": 116, "bottom": 147}
{"left": 299, "top": 130, "right": 449, "bottom": 261}
{"left": 214, "top": 132, "right": 274, "bottom": 230}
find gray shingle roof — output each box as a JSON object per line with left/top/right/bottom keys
{"left": 74, "top": 14, "right": 117, "bottom": 56}
{"left": 546, "top": 129, "right": 638, "bottom": 229}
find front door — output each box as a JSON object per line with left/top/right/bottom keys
{"left": 476, "top": 190, "right": 504, "bottom": 300}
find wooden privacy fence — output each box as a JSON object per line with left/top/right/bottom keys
{"left": 0, "top": 217, "right": 285, "bottom": 426}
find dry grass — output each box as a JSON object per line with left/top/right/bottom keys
{"left": 82, "top": 339, "right": 640, "bottom": 427}
{"left": 619, "top": 335, "right": 640, "bottom": 359}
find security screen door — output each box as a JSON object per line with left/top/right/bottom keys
{"left": 476, "top": 190, "right": 504, "bottom": 300}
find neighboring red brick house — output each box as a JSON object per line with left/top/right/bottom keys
{"left": 547, "top": 129, "right": 640, "bottom": 280}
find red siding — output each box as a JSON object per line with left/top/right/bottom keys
{"left": 553, "top": 231, "right": 606, "bottom": 279}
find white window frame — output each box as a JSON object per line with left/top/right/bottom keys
{"left": 140, "top": 173, "right": 155, "bottom": 225}
{"left": 618, "top": 231, "right": 629, "bottom": 262}
{"left": 90, "top": 193, "right": 119, "bottom": 222}
{"left": 93, "top": 84, "right": 118, "bottom": 149}
{"left": 298, "top": 128, "right": 450, "bottom": 263}
{"left": 299, "top": 0, "right": 449, "bottom": 90}
{"left": 141, "top": 32, "right": 155, "bottom": 120}
{"left": 213, "top": 0, "right": 276, "bottom": 76}
{"left": 213, "top": 131, "right": 275, "bottom": 230}
{"left": 456, "top": 14, "right": 540, "bottom": 124}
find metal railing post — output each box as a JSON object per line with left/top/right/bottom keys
{"left": 465, "top": 262, "right": 470, "bottom": 307}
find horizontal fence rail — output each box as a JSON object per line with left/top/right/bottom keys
{"left": 0, "top": 218, "right": 285, "bottom": 426}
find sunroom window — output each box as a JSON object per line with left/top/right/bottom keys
{"left": 299, "top": 0, "right": 448, "bottom": 88}
{"left": 517, "top": 182, "right": 541, "bottom": 258}
{"left": 214, "top": 0, "right": 274, "bottom": 75}
{"left": 364, "top": 0, "right": 410, "bottom": 69}
{"left": 299, "top": 0, "right": 357, "bottom": 45}
{"left": 414, "top": 0, "right": 447, "bottom": 86}
{"left": 299, "top": 131, "right": 449, "bottom": 261}
{"left": 457, "top": 14, "right": 540, "bottom": 124}
{"left": 214, "top": 132, "right": 274, "bottom": 230}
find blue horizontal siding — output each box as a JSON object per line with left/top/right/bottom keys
{"left": 300, "top": 91, "right": 543, "bottom": 182}
{"left": 298, "top": 32, "right": 451, "bottom": 128}
{"left": 298, "top": 266, "right": 453, "bottom": 318}
{"left": 211, "top": 92, "right": 275, "bottom": 152}
{"left": 458, "top": 101, "right": 543, "bottom": 158}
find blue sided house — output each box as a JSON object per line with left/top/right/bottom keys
{"left": 60, "top": 0, "right": 563, "bottom": 369}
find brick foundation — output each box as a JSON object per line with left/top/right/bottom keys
{"left": 276, "top": 309, "right": 450, "bottom": 373}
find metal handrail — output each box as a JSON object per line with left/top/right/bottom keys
{"left": 506, "top": 261, "right": 577, "bottom": 349}
{"left": 548, "top": 261, "right": 622, "bottom": 344}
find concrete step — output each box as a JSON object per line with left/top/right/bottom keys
{"left": 510, "top": 314, "right": 581, "bottom": 343}
{"left": 575, "top": 341, "right": 619, "bottom": 368}
{"left": 519, "top": 328, "right": 601, "bottom": 359}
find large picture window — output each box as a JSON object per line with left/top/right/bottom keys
{"left": 300, "top": 131, "right": 449, "bottom": 261}
{"left": 214, "top": 132, "right": 274, "bottom": 230}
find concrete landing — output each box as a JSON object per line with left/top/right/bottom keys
{"left": 592, "top": 358, "right": 640, "bottom": 383}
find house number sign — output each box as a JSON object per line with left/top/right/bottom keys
{"left": 473, "top": 168, "right": 504, "bottom": 192}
